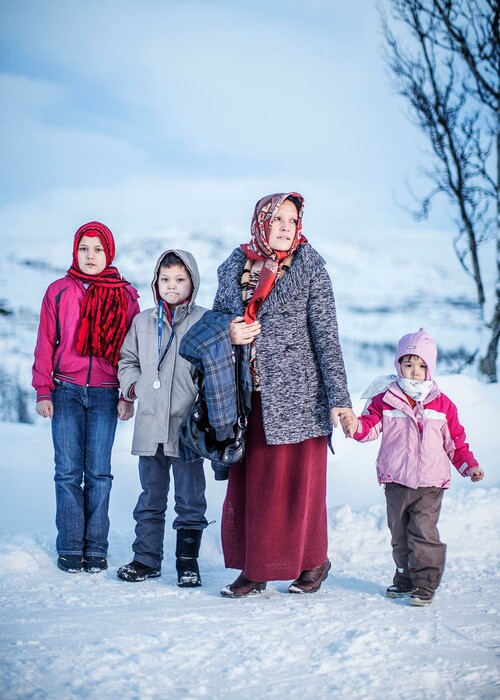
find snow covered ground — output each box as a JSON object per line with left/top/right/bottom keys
{"left": 1, "top": 374, "right": 499, "bottom": 700}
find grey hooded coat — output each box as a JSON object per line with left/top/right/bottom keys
{"left": 118, "top": 249, "right": 207, "bottom": 457}
{"left": 213, "top": 243, "right": 351, "bottom": 445}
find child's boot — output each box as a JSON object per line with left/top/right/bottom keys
{"left": 409, "top": 586, "right": 435, "bottom": 605}
{"left": 386, "top": 569, "right": 416, "bottom": 598}
{"left": 57, "top": 555, "right": 84, "bottom": 573}
{"left": 117, "top": 560, "right": 161, "bottom": 582}
{"left": 175, "top": 529, "right": 202, "bottom": 587}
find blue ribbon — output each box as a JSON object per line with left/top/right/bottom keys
{"left": 157, "top": 301, "right": 175, "bottom": 375}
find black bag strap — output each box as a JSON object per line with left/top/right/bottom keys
{"left": 233, "top": 346, "right": 246, "bottom": 427}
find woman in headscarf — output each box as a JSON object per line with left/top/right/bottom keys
{"left": 214, "top": 192, "right": 355, "bottom": 597}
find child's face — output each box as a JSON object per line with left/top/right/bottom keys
{"left": 157, "top": 264, "right": 193, "bottom": 309}
{"left": 268, "top": 199, "right": 299, "bottom": 252}
{"left": 400, "top": 355, "right": 427, "bottom": 381}
{"left": 77, "top": 235, "right": 107, "bottom": 275}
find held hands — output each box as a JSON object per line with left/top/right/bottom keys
{"left": 118, "top": 399, "right": 134, "bottom": 421}
{"left": 469, "top": 466, "right": 484, "bottom": 482}
{"left": 35, "top": 400, "right": 54, "bottom": 419}
{"left": 229, "top": 316, "right": 261, "bottom": 345}
{"left": 332, "top": 407, "right": 358, "bottom": 437}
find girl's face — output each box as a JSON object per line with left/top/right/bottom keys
{"left": 157, "top": 264, "right": 193, "bottom": 309}
{"left": 268, "top": 200, "right": 299, "bottom": 252}
{"left": 400, "top": 355, "right": 427, "bottom": 381}
{"left": 77, "top": 235, "right": 107, "bottom": 275}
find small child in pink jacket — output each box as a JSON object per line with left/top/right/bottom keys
{"left": 340, "top": 328, "right": 484, "bottom": 606}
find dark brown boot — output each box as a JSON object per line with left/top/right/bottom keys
{"left": 288, "top": 559, "right": 331, "bottom": 594}
{"left": 409, "top": 586, "right": 435, "bottom": 606}
{"left": 220, "top": 572, "right": 267, "bottom": 598}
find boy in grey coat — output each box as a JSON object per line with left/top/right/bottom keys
{"left": 117, "top": 250, "right": 208, "bottom": 586}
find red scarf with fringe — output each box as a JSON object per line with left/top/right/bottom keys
{"left": 67, "top": 222, "right": 130, "bottom": 367}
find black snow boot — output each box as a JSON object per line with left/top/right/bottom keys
{"left": 57, "top": 555, "right": 84, "bottom": 573}
{"left": 117, "top": 560, "right": 161, "bottom": 582}
{"left": 386, "top": 570, "right": 416, "bottom": 598}
{"left": 175, "top": 529, "right": 203, "bottom": 587}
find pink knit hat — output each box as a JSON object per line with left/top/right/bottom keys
{"left": 394, "top": 328, "right": 437, "bottom": 380}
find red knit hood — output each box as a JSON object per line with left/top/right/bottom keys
{"left": 72, "top": 221, "right": 115, "bottom": 270}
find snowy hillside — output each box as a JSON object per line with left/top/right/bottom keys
{"left": 0, "top": 226, "right": 499, "bottom": 699}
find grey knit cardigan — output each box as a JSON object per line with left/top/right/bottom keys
{"left": 213, "top": 243, "right": 352, "bottom": 445}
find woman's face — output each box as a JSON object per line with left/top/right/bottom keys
{"left": 268, "top": 200, "right": 299, "bottom": 252}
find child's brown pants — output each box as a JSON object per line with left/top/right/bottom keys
{"left": 385, "top": 482, "right": 446, "bottom": 590}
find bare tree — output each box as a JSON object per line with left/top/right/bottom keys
{"left": 380, "top": 0, "right": 499, "bottom": 381}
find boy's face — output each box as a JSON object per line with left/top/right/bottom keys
{"left": 77, "top": 235, "right": 107, "bottom": 275}
{"left": 157, "top": 264, "right": 193, "bottom": 309}
{"left": 268, "top": 199, "right": 299, "bottom": 252}
{"left": 400, "top": 355, "right": 427, "bottom": 381}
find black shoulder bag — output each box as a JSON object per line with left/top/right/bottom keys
{"left": 179, "top": 350, "right": 247, "bottom": 467}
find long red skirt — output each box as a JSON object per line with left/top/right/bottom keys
{"left": 221, "top": 393, "right": 329, "bottom": 581}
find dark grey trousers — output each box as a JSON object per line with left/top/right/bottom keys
{"left": 385, "top": 483, "right": 446, "bottom": 590}
{"left": 132, "top": 446, "right": 208, "bottom": 569}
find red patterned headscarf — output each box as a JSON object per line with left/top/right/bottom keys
{"left": 240, "top": 192, "right": 306, "bottom": 323}
{"left": 67, "top": 221, "right": 130, "bottom": 366}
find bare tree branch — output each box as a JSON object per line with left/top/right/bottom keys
{"left": 380, "top": 0, "right": 499, "bottom": 380}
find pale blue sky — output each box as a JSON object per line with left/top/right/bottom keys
{"left": 0, "top": 0, "right": 452, "bottom": 244}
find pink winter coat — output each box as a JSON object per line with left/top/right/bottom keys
{"left": 32, "top": 275, "right": 140, "bottom": 401}
{"left": 354, "top": 382, "right": 478, "bottom": 489}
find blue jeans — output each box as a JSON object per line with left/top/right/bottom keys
{"left": 132, "top": 446, "right": 208, "bottom": 568}
{"left": 51, "top": 381, "right": 118, "bottom": 557}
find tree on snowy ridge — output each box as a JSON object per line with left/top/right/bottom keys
{"left": 380, "top": 0, "right": 499, "bottom": 381}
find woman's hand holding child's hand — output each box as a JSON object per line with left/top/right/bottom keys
{"left": 118, "top": 399, "right": 134, "bottom": 421}
{"left": 229, "top": 316, "right": 261, "bottom": 345}
{"left": 332, "top": 408, "right": 358, "bottom": 437}
{"left": 338, "top": 412, "right": 358, "bottom": 438}
{"left": 36, "top": 400, "right": 54, "bottom": 419}
{"left": 470, "top": 466, "right": 484, "bottom": 482}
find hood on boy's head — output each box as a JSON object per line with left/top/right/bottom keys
{"left": 73, "top": 221, "right": 115, "bottom": 269}
{"left": 151, "top": 249, "right": 200, "bottom": 306}
{"left": 394, "top": 328, "right": 437, "bottom": 380}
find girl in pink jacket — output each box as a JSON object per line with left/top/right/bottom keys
{"left": 32, "top": 222, "right": 140, "bottom": 574}
{"left": 341, "top": 328, "right": 484, "bottom": 606}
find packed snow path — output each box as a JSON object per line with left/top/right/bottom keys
{"left": 1, "top": 488, "right": 498, "bottom": 699}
